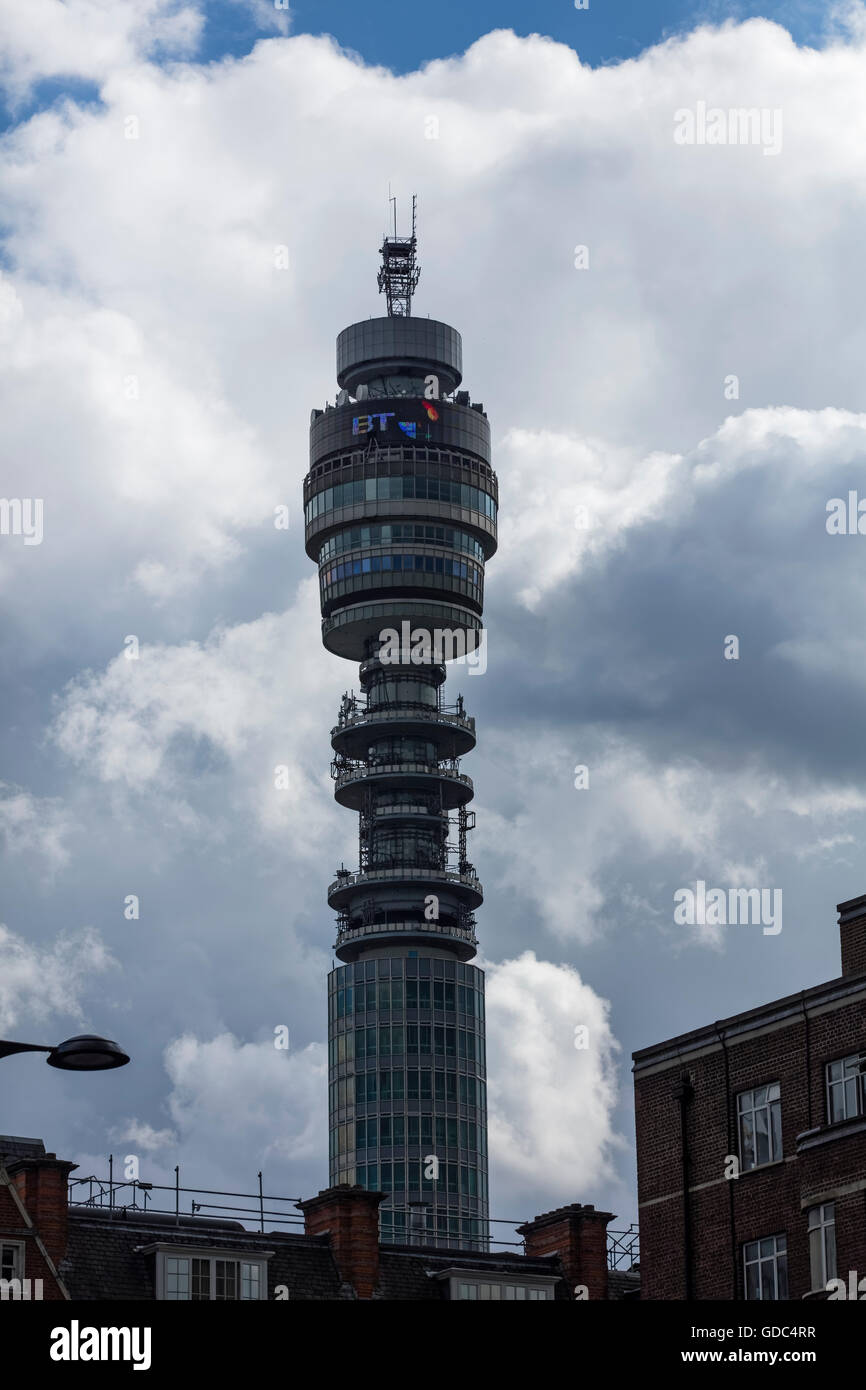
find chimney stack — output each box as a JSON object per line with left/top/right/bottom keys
{"left": 297, "top": 1185, "right": 385, "bottom": 1299}
{"left": 8, "top": 1152, "right": 76, "bottom": 1270}
{"left": 837, "top": 895, "right": 866, "bottom": 978}
{"left": 518, "top": 1203, "right": 614, "bottom": 1301}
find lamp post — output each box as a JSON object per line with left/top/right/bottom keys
{"left": 0, "top": 1034, "right": 130, "bottom": 1071}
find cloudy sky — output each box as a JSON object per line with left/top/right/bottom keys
{"left": 1, "top": 0, "right": 865, "bottom": 1240}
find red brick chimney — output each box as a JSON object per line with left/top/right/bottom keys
{"left": 0, "top": 1144, "right": 76, "bottom": 1299}
{"left": 9, "top": 1152, "right": 77, "bottom": 1269}
{"left": 837, "top": 895, "right": 866, "bottom": 978}
{"left": 297, "top": 1186, "right": 385, "bottom": 1298}
{"left": 518, "top": 1203, "right": 614, "bottom": 1301}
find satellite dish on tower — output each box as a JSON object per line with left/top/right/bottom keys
{"left": 356, "top": 383, "right": 369, "bottom": 400}
{"left": 336, "top": 388, "right": 350, "bottom": 407}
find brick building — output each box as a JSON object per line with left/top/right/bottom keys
{"left": 0, "top": 1136, "right": 74, "bottom": 1300}
{"left": 633, "top": 894, "right": 866, "bottom": 1300}
{"left": 1, "top": 1137, "right": 637, "bottom": 1300}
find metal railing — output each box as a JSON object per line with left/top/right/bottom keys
{"left": 335, "top": 919, "right": 478, "bottom": 948}
{"left": 68, "top": 1168, "right": 638, "bottom": 1273}
{"left": 328, "top": 866, "right": 482, "bottom": 898}
{"left": 607, "top": 1223, "right": 640, "bottom": 1271}
{"left": 333, "top": 761, "right": 473, "bottom": 793}
{"left": 333, "top": 705, "right": 475, "bottom": 738}
{"left": 68, "top": 1168, "right": 303, "bottom": 1233}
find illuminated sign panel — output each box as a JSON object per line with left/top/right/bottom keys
{"left": 352, "top": 406, "right": 437, "bottom": 442}
{"left": 353, "top": 412, "right": 395, "bottom": 434}
{"left": 307, "top": 399, "right": 488, "bottom": 472}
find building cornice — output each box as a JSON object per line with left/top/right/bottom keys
{"left": 632, "top": 972, "right": 866, "bottom": 1076}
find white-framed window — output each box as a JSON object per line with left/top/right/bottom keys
{"left": 737, "top": 1082, "right": 782, "bottom": 1170}
{"left": 451, "top": 1278, "right": 553, "bottom": 1300}
{"left": 0, "top": 1242, "right": 24, "bottom": 1282}
{"left": 743, "top": 1234, "right": 788, "bottom": 1300}
{"left": 807, "top": 1203, "right": 836, "bottom": 1291}
{"left": 155, "top": 1250, "right": 269, "bottom": 1301}
{"left": 0, "top": 1240, "right": 24, "bottom": 1291}
{"left": 826, "top": 1054, "right": 866, "bottom": 1124}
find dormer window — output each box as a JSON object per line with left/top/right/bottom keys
{"left": 431, "top": 1267, "right": 558, "bottom": 1300}
{"left": 144, "top": 1246, "right": 272, "bottom": 1300}
{"left": 455, "top": 1280, "right": 552, "bottom": 1300}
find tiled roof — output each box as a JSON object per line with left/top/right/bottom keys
{"left": 0, "top": 1136, "right": 47, "bottom": 1163}
{"left": 62, "top": 1209, "right": 583, "bottom": 1300}
{"left": 62, "top": 1208, "right": 345, "bottom": 1301}
{"left": 608, "top": 1269, "right": 640, "bottom": 1300}
{"left": 61, "top": 1206, "right": 638, "bottom": 1300}
{"left": 376, "top": 1246, "right": 571, "bottom": 1299}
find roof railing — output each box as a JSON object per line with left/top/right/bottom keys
{"left": 333, "top": 705, "right": 475, "bottom": 736}
{"left": 67, "top": 1168, "right": 303, "bottom": 1232}
{"left": 607, "top": 1223, "right": 640, "bottom": 1271}
{"left": 67, "top": 1170, "right": 637, "bottom": 1269}
{"left": 328, "top": 866, "right": 482, "bottom": 898}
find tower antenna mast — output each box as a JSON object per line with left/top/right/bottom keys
{"left": 377, "top": 192, "right": 420, "bottom": 317}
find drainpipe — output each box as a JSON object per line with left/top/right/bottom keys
{"left": 673, "top": 1073, "right": 694, "bottom": 1300}
{"left": 715, "top": 1023, "right": 737, "bottom": 1298}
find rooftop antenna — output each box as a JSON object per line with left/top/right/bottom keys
{"left": 378, "top": 191, "right": 420, "bottom": 317}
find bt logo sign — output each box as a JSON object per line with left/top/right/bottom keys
{"left": 352, "top": 403, "right": 439, "bottom": 439}
{"left": 353, "top": 412, "right": 395, "bottom": 434}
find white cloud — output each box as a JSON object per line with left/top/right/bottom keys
{"left": 2, "top": 14, "right": 866, "bottom": 653}
{"left": 2, "top": 16, "right": 866, "bottom": 644}
{"left": 483, "top": 952, "right": 624, "bottom": 1206}
{"left": 0, "top": 280, "right": 280, "bottom": 616}
{"left": 228, "top": 0, "right": 290, "bottom": 37}
{"left": 111, "top": 1118, "right": 177, "bottom": 1151}
{"left": 163, "top": 1031, "right": 327, "bottom": 1165}
{"left": 0, "top": 0, "right": 202, "bottom": 104}
{"left": 496, "top": 431, "right": 686, "bottom": 611}
{"left": 496, "top": 406, "right": 866, "bottom": 611}
{"left": 476, "top": 734, "right": 866, "bottom": 947}
{"left": 49, "top": 583, "right": 345, "bottom": 860}
{"left": 0, "top": 783, "right": 73, "bottom": 869}
{"left": 0, "top": 922, "right": 117, "bottom": 1032}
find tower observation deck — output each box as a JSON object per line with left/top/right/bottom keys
{"left": 305, "top": 209, "right": 497, "bottom": 1249}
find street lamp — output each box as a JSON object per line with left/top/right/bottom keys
{"left": 0, "top": 1034, "right": 130, "bottom": 1071}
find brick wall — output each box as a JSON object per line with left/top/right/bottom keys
{"left": 1, "top": 1154, "right": 74, "bottom": 1300}
{"left": 634, "top": 981, "right": 866, "bottom": 1300}
{"left": 838, "top": 896, "right": 866, "bottom": 978}
{"left": 298, "top": 1185, "right": 384, "bottom": 1298}
{"left": 518, "top": 1204, "right": 613, "bottom": 1300}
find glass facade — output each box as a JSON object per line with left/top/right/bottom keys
{"left": 321, "top": 552, "right": 482, "bottom": 588}
{"left": 305, "top": 475, "right": 497, "bottom": 523}
{"left": 328, "top": 956, "right": 488, "bottom": 1246}
{"left": 367, "top": 675, "right": 438, "bottom": 709}
{"left": 319, "top": 524, "right": 485, "bottom": 563}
